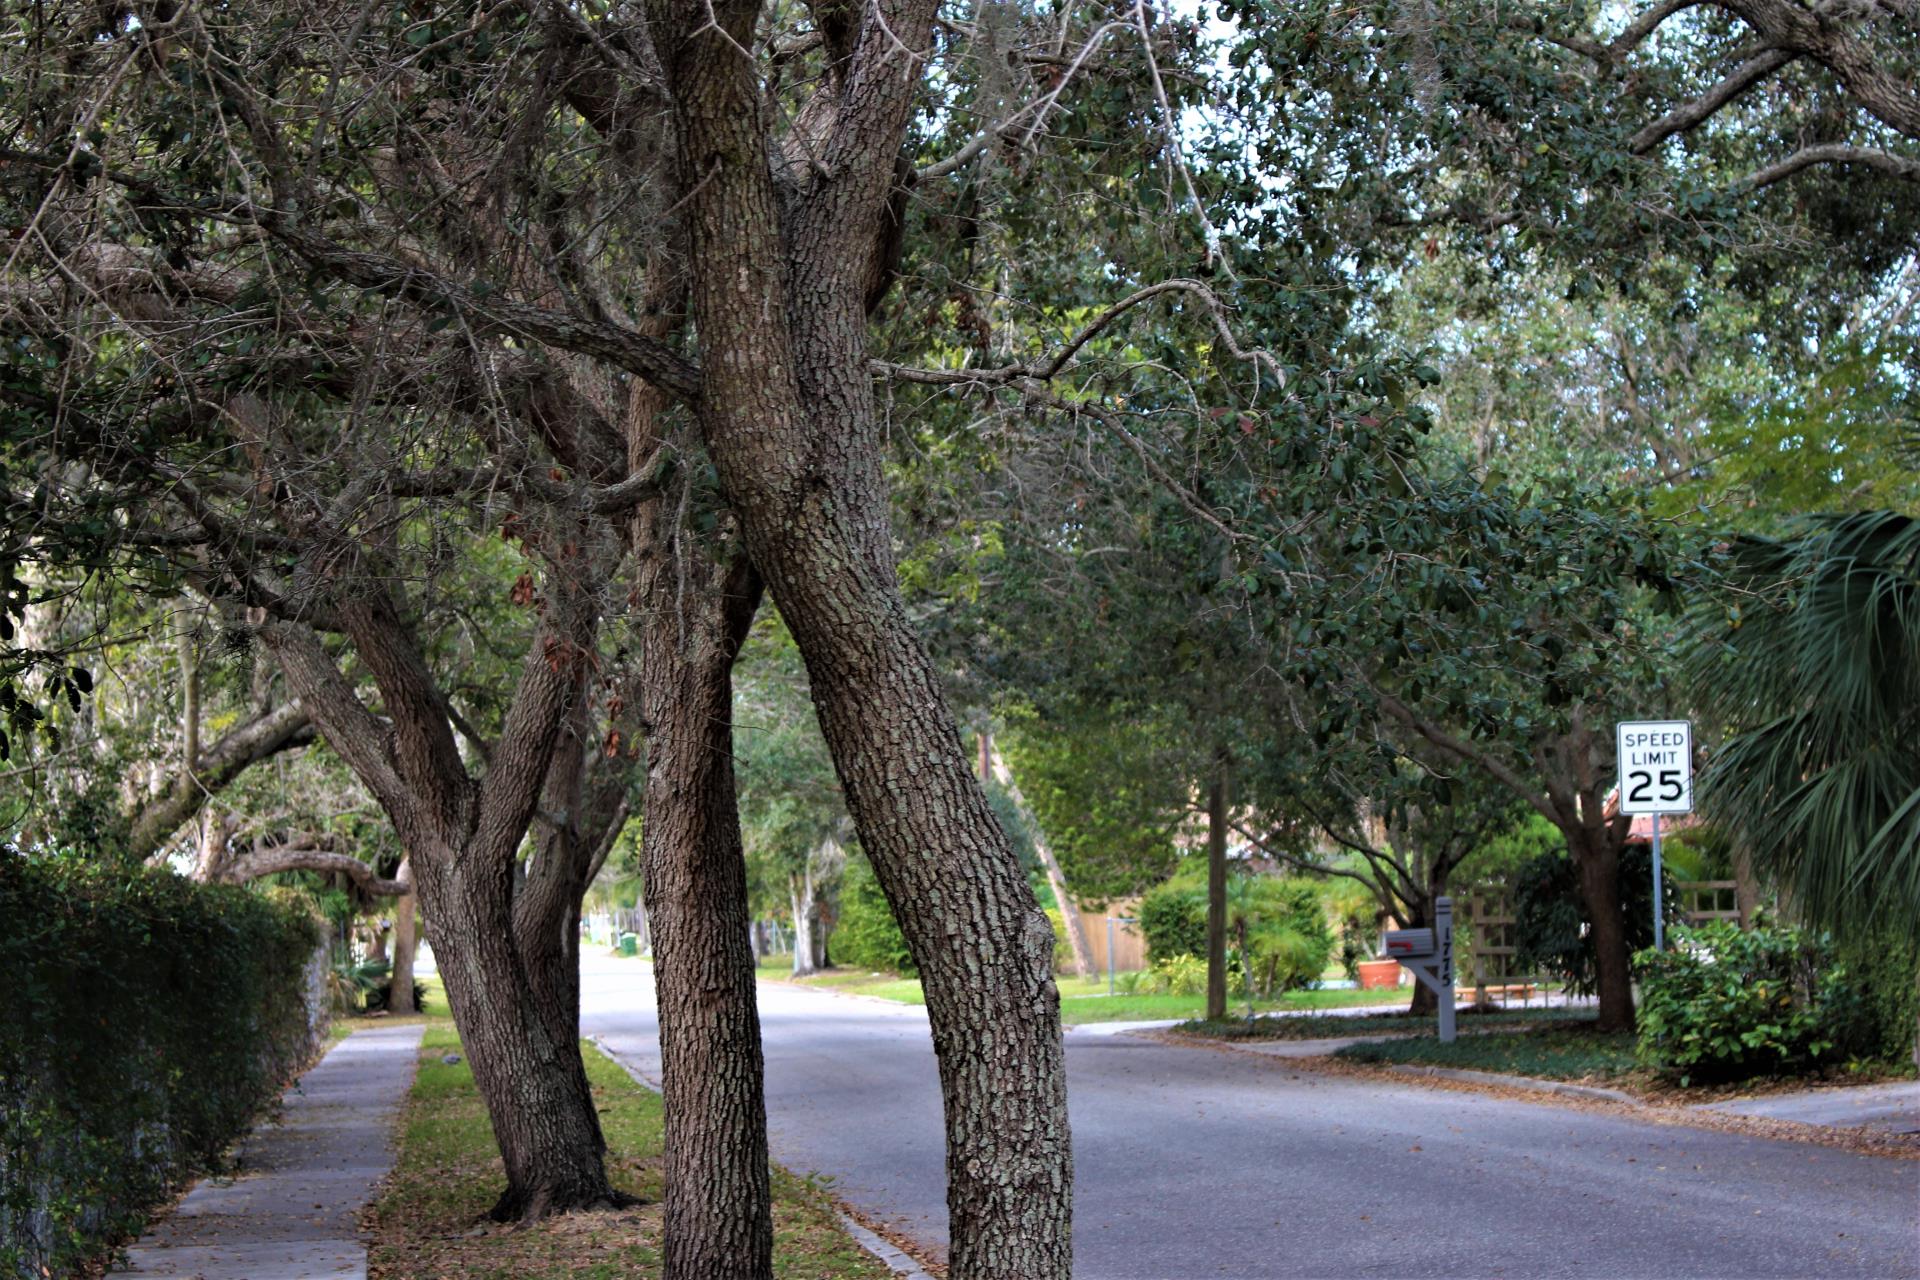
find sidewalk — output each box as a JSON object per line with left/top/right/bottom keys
{"left": 1699, "top": 1079, "right": 1920, "bottom": 1135}
{"left": 113, "top": 1023, "right": 424, "bottom": 1280}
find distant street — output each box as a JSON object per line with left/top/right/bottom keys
{"left": 579, "top": 953, "right": 1919, "bottom": 1280}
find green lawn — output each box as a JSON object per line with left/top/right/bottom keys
{"left": 754, "top": 959, "right": 1412, "bottom": 1024}
{"left": 367, "top": 1019, "right": 889, "bottom": 1279}
{"left": 1335, "top": 1024, "right": 1639, "bottom": 1080}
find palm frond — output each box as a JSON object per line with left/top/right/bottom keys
{"left": 1688, "top": 511, "right": 1920, "bottom": 936}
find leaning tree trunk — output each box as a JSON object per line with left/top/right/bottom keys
{"left": 653, "top": 2, "right": 1072, "bottom": 1271}
{"left": 987, "top": 739, "right": 1094, "bottom": 980}
{"left": 1573, "top": 833, "right": 1636, "bottom": 1033}
{"left": 636, "top": 552, "right": 772, "bottom": 1280}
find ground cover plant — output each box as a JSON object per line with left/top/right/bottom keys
{"left": 368, "top": 1023, "right": 888, "bottom": 1280}
{"left": 1335, "top": 1024, "right": 1639, "bottom": 1081}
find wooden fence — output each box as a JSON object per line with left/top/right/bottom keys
{"left": 1078, "top": 909, "right": 1147, "bottom": 974}
{"left": 1675, "top": 880, "right": 1742, "bottom": 925}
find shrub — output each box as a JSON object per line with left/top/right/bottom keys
{"left": 1137, "top": 870, "right": 1335, "bottom": 997}
{"left": 827, "top": 854, "right": 915, "bottom": 976}
{"left": 1511, "top": 843, "right": 1679, "bottom": 994}
{"left": 1133, "top": 954, "right": 1209, "bottom": 996}
{"left": 0, "top": 852, "right": 324, "bottom": 1279}
{"left": 1833, "top": 925, "right": 1919, "bottom": 1064}
{"left": 1634, "top": 920, "right": 1866, "bottom": 1084}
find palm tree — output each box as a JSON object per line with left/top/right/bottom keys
{"left": 1687, "top": 510, "right": 1920, "bottom": 1062}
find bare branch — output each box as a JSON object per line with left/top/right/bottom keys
{"left": 221, "top": 846, "right": 412, "bottom": 897}
{"left": 1741, "top": 141, "right": 1920, "bottom": 187}
{"left": 1629, "top": 47, "right": 1799, "bottom": 153}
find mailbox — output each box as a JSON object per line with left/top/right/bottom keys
{"left": 1383, "top": 928, "right": 1434, "bottom": 958}
{"left": 1383, "top": 898, "right": 1457, "bottom": 1043}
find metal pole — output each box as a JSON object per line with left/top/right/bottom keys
{"left": 1107, "top": 917, "right": 1115, "bottom": 996}
{"left": 1652, "top": 812, "right": 1665, "bottom": 951}
{"left": 1437, "top": 896, "right": 1456, "bottom": 1044}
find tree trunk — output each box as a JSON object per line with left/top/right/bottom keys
{"left": 1403, "top": 894, "right": 1437, "bottom": 1016}
{"left": 987, "top": 739, "right": 1095, "bottom": 980}
{"left": 1732, "top": 842, "right": 1762, "bottom": 928}
{"left": 791, "top": 871, "right": 820, "bottom": 977}
{"left": 653, "top": 4, "right": 1072, "bottom": 1269}
{"left": 192, "top": 807, "right": 232, "bottom": 882}
{"left": 413, "top": 849, "right": 621, "bottom": 1220}
{"left": 1574, "top": 833, "right": 1636, "bottom": 1033}
{"left": 1206, "top": 763, "right": 1229, "bottom": 1023}
{"left": 389, "top": 860, "right": 417, "bottom": 1016}
{"left": 637, "top": 552, "right": 772, "bottom": 1280}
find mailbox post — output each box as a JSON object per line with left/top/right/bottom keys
{"left": 1384, "top": 896, "right": 1456, "bottom": 1042}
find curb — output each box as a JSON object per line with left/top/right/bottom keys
{"left": 836, "top": 1212, "right": 936, "bottom": 1278}
{"left": 587, "top": 1039, "right": 936, "bottom": 1278}
{"left": 1388, "top": 1063, "right": 1642, "bottom": 1105}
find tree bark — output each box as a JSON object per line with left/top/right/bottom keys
{"left": 261, "top": 588, "right": 622, "bottom": 1221}
{"left": 637, "top": 550, "right": 772, "bottom": 1280}
{"left": 647, "top": 0, "right": 1073, "bottom": 1269}
{"left": 389, "top": 859, "right": 418, "bottom": 1016}
{"left": 1574, "top": 832, "right": 1636, "bottom": 1033}
{"left": 413, "top": 847, "right": 620, "bottom": 1220}
{"left": 791, "top": 869, "right": 821, "bottom": 977}
{"left": 1206, "top": 762, "right": 1229, "bottom": 1023}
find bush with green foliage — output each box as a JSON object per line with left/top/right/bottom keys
{"left": 1511, "top": 844, "right": 1678, "bottom": 994}
{"left": 1634, "top": 921, "right": 1867, "bottom": 1084}
{"left": 1132, "top": 953, "right": 1210, "bottom": 996}
{"left": 1137, "top": 869, "right": 1334, "bottom": 997}
{"left": 0, "top": 852, "right": 324, "bottom": 1279}
{"left": 826, "top": 853, "right": 915, "bottom": 976}
{"left": 1831, "top": 926, "right": 1918, "bottom": 1065}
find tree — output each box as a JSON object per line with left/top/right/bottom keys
{"left": 1236, "top": 738, "right": 1526, "bottom": 1014}
{"left": 1688, "top": 511, "right": 1920, "bottom": 934}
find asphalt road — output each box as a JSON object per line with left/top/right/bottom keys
{"left": 579, "top": 953, "right": 1919, "bottom": 1279}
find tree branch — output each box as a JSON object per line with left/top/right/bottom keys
{"left": 1371, "top": 687, "right": 1558, "bottom": 827}
{"left": 222, "top": 847, "right": 412, "bottom": 896}
{"left": 1629, "top": 47, "right": 1799, "bottom": 153}
{"left": 1741, "top": 142, "right": 1920, "bottom": 187}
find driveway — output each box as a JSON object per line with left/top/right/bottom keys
{"left": 578, "top": 953, "right": 1919, "bottom": 1279}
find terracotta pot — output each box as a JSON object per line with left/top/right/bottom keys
{"left": 1356, "top": 958, "right": 1402, "bottom": 990}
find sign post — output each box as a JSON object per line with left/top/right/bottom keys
{"left": 1616, "top": 719, "right": 1693, "bottom": 951}
{"left": 1384, "top": 897, "right": 1455, "bottom": 1042}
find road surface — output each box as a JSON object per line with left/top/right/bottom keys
{"left": 579, "top": 953, "right": 1918, "bottom": 1279}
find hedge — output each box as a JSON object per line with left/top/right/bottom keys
{"left": 828, "top": 854, "right": 915, "bottom": 976}
{"left": 0, "top": 853, "right": 326, "bottom": 1278}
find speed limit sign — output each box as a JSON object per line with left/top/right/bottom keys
{"left": 1617, "top": 720, "right": 1692, "bottom": 815}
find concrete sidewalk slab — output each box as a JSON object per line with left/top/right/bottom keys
{"left": 113, "top": 1022, "right": 424, "bottom": 1279}
{"left": 1699, "top": 1080, "right": 1920, "bottom": 1135}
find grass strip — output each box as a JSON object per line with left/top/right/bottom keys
{"left": 1173, "top": 1005, "right": 1595, "bottom": 1041}
{"left": 755, "top": 959, "right": 1412, "bottom": 1023}
{"left": 367, "top": 1021, "right": 890, "bottom": 1279}
{"left": 1333, "top": 1025, "right": 1640, "bottom": 1080}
